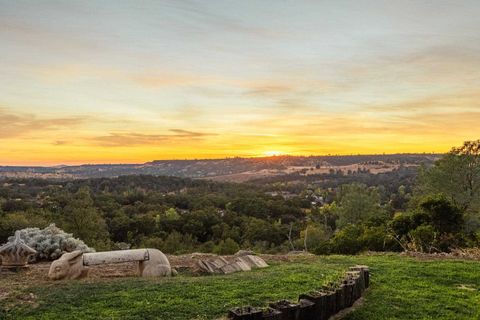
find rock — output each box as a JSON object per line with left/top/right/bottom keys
{"left": 242, "top": 255, "right": 269, "bottom": 268}
{"left": 197, "top": 259, "right": 220, "bottom": 274}
{"left": 221, "top": 263, "right": 240, "bottom": 274}
{"left": 196, "top": 254, "right": 268, "bottom": 275}
{"left": 0, "top": 231, "right": 37, "bottom": 268}
{"left": 234, "top": 257, "right": 252, "bottom": 271}
{"left": 234, "top": 250, "right": 255, "bottom": 256}
{"left": 212, "top": 257, "right": 229, "bottom": 269}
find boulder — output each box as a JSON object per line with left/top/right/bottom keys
{"left": 242, "top": 255, "right": 269, "bottom": 268}
{"left": 196, "top": 254, "right": 268, "bottom": 275}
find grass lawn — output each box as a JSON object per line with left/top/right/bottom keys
{"left": 1, "top": 254, "right": 479, "bottom": 320}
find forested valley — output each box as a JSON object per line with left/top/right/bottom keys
{"left": 1, "top": 142, "right": 479, "bottom": 256}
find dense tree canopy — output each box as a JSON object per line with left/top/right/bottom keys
{"left": 1, "top": 143, "right": 479, "bottom": 255}
{"left": 419, "top": 140, "right": 480, "bottom": 233}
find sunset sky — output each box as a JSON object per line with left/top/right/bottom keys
{"left": 1, "top": 1, "right": 480, "bottom": 165}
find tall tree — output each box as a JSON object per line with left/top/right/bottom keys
{"left": 61, "top": 187, "right": 111, "bottom": 249}
{"left": 418, "top": 140, "right": 480, "bottom": 232}
{"left": 335, "top": 183, "right": 385, "bottom": 227}
{"left": 419, "top": 140, "right": 480, "bottom": 210}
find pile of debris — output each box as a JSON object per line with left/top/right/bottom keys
{"left": 195, "top": 251, "right": 268, "bottom": 274}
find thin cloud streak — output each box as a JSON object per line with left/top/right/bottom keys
{"left": 91, "top": 129, "right": 216, "bottom": 147}
{"left": 0, "top": 108, "right": 88, "bottom": 139}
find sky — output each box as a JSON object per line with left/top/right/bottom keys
{"left": 1, "top": 0, "right": 480, "bottom": 165}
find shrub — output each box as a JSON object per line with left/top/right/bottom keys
{"left": 420, "top": 195, "right": 464, "bottom": 234}
{"left": 200, "top": 240, "right": 215, "bottom": 253}
{"left": 11, "top": 224, "right": 94, "bottom": 261}
{"left": 162, "top": 231, "right": 198, "bottom": 254}
{"left": 213, "top": 238, "right": 240, "bottom": 255}
{"left": 141, "top": 236, "right": 164, "bottom": 250}
{"left": 408, "top": 225, "right": 435, "bottom": 252}
{"left": 329, "top": 224, "right": 364, "bottom": 254}
{"left": 297, "top": 224, "right": 332, "bottom": 253}
{"left": 314, "top": 241, "right": 333, "bottom": 255}
{"left": 390, "top": 213, "right": 413, "bottom": 237}
{"left": 360, "top": 226, "right": 388, "bottom": 251}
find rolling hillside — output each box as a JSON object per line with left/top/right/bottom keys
{"left": 0, "top": 154, "right": 438, "bottom": 181}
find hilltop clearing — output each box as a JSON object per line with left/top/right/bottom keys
{"left": 1, "top": 253, "right": 478, "bottom": 320}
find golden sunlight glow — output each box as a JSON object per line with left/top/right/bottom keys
{"left": 1, "top": 1, "right": 480, "bottom": 165}
{"left": 263, "top": 150, "right": 285, "bottom": 157}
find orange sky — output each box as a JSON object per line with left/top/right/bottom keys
{"left": 1, "top": 1, "right": 480, "bottom": 165}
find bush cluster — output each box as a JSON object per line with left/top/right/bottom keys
{"left": 11, "top": 224, "right": 94, "bottom": 261}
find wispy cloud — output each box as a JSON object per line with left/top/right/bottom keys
{"left": 91, "top": 129, "right": 216, "bottom": 147}
{"left": 367, "top": 90, "right": 480, "bottom": 113}
{"left": 162, "top": 1, "right": 278, "bottom": 38}
{"left": 0, "top": 108, "right": 87, "bottom": 139}
{"left": 53, "top": 140, "right": 69, "bottom": 146}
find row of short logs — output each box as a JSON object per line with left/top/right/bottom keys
{"left": 227, "top": 265, "right": 369, "bottom": 320}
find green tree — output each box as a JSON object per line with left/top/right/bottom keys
{"left": 420, "top": 195, "right": 464, "bottom": 235}
{"left": 298, "top": 223, "right": 332, "bottom": 252}
{"left": 310, "top": 204, "right": 339, "bottom": 231}
{"left": 335, "top": 183, "right": 385, "bottom": 227}
{"left": 0, "top": 211, "right": 48, "bottom": 243}
{"left": 61, "top": 187, "right": 111, "bottom": 250}
{"left": 418, "top": 140, "right": 480, "bottom": 232}
{"left": 108, "top": 209, "right": 132, "bottom": 243}
{"left": 162, "top": 231, "right": 198, "bottom": 254}
{"left": 390, "top": 196, "right": 465, "bottom": 252}
{"left": 329, "top": 224, "right": 364, "bottom": 254}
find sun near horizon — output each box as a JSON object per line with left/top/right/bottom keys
{"left": 1, "top": 1, "right": 480, "bottom": 166}
{"left": 262, "top": 151, "right": 286, "bottom": 157}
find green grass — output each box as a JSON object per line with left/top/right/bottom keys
{"left": 1, "top": 254, "right": 479, "bottom": 320}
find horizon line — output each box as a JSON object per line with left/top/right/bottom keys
{"left": 0, "top": 152, "right": 443, "bottom": 168}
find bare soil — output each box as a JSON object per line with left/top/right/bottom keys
{"left": 0, "top": 252, "right": 318, "bottom": 304}
{"left": 401, "top": 248, "right": 480, "bottom": 261}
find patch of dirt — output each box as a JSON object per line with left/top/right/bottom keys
{"left": 261, "top": 252, "right": 317, "bottom": 264}
{"left": 0, "top": 264, "right": 51, "bottom": 300}
{"left": 401, "top": 248, "right": 480, "bottom": 261}
{"left": 0, "top": 252, "right": 314, "bottom": 305}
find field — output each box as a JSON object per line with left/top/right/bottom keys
{"left": 1, "top": 253, "right": 479, "bottom": 320}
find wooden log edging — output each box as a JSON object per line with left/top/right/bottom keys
{"left": 227, "top": 265, "right": 369, "bottom": 320}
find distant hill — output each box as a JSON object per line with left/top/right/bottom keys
{"left": 0, "top": 154, "right": 439, "bottom": 181}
